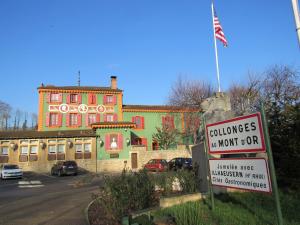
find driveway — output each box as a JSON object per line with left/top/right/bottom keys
{"left": 0, "top": 172, "right": 103, "bottom": 225}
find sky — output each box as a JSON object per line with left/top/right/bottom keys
{"left": 0, "top": 0, "right": 299, "bottom": 116}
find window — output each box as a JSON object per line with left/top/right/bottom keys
{"left": 162, "top": 115, "right": 175, "bottom": 129}
{"left": 50, "top": 113, "right": 59, "bottom": 126}
{"left": 30, "top": 146, "right": 38, "bottom": 154}
{"left": 75, "top": 144, "right": 82, "bottom": 153}
{"left": 104, "top": 95, "right": 116, "bottom": 104}
{"left": 57, "top": 144, "right": 65, "bottom": 153}
{"left": 0, "top": 146, "right": 8, "bottom": 155}
{"left": 70, "top": 114, "right": 78, "bottom": 126}
{"left": 88, "top": 114, "right": 97, "bottom": 125}
{"left": 106, "top": 114, "right": 114, "bottom": 122}
{"left": 50, "top": 93, "right": 60, "bottom": 102}
{"left": 105, "top": 134, "right": 123, "bottom": 150}
{"left": 20, "top": 146, "right": 29, "bottom": 155}
{"left": 132, "top": 116, "right": 144, "bottom": 129}
{"left": 48, "top": 145, "right": 56, "bottom": 154}
{"left": 84, "top": 143, "right": 91, "bottom": 152}
{"left": 89, "top": 94, "right": 97, "bottom": 104}
{"left": 70, "top": 94, "right": 78, "bottom": 103}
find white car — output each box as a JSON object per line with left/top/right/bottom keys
{"left": 0, "top": 164, "right": 23, "bottom": 179}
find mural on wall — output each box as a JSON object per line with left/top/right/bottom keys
{"left": 48, "top": 104, "right": 114, "bottom": 114}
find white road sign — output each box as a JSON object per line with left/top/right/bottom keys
{"left": 209, "top": 158, "right": 272, "bottom": 193}
{"left": 206, "top": 113, "right": 266, "bottom": 154}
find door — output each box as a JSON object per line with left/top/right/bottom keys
{"left": 131, "top": 153, "right": 138, "bottom": 169}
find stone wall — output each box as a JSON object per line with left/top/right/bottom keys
{"left": 129, "top": 145, "right": 192, "bottom": 170}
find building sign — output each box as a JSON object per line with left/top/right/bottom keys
{"left": 206, "top": 113, "right": 265, "bottom": 154}
{"left": 48, "top": 104, "right": 114, "bottom": 114}
{"left": 209, "top": 158, "right": 272, "bottom": 193}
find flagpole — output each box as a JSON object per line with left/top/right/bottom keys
{"left": 211, "top": 2, "right": 221, "bottom": 92}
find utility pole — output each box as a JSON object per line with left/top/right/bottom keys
{"left": 292, "top": 0, "right": 300, "bottom": 47}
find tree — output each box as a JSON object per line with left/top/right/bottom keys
{"left": 0, "top": 100, "right": 12, "bottom": 130}
{"left": 229, "top": 74, "right": 261, "bottom": 115}
{"left": 168, "top": 76, "right": 214, "bottom": 144}
{"left": 152, "top": 125, "right": 180, "bottom": 150}
{"left": 260, "top": 65, "right": 300, "bottom": 184}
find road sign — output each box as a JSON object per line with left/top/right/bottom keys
{"left": 206, "top": 113, "right": 266, "bottom": 154}
{"left": 209, "top": 158, "right": 272, "bottom": 193}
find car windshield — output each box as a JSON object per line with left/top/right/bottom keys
{"left": 63, "top": 161, "right": 77, "bottom": 166}
{"left": 4, "top": 165, "right": 19, "bottom": 169}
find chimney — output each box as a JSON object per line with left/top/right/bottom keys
{"left": 110, "top": 76, "right": 117, "bottom": 89}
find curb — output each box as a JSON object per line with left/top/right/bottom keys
{"left": 84, "top": 198, "right": 98, "bottom": 225}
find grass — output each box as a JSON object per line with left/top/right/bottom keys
{"left": 152, "top": 190, "right": 300, "bottom": 225}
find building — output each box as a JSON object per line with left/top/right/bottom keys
{"left": 0, "top": 76, "right": 199, "bottom": 173}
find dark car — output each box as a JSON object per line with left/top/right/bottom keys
{"left": 168, "top": 158, "right": 193, "bottom": 171}
{"left": 144, "top": 159, "right": 168, "bottom": 172}
{"left": 51, "top": 160, "right": 78, "bottom": 176}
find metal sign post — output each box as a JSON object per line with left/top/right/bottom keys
{"left": 202, "top": 115, "right": 215, "bottom": 210}
{"left": 260, "top": 104, "right": 283, "bottom": 225}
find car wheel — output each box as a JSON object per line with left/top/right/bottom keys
{"left": 73, "top": 172, "right": 77, "bottom": 176}
{"left": 51, "top": 169, "right": 54, "bottom": 176}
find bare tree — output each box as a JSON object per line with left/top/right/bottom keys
{"left": 0, "top": 100, "right": 12, "bottom": 130}
{"left": 229, "top": 74, "right": 261, "bottom": 115}
{"left": 31, "top": 113, "right": 38, "bottom": 129}
{"left": 169, "top": 76, "right": 214, "bottom": 107}
{"left": 168, "top": 76, "right": 214, "bottom": 144}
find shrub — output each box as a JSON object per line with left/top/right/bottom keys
{"left": 102, "top": 169, "right": 156, "bottom": 221}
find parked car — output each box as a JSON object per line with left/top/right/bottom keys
{"left": 168, "top": 158, "right": 193, "bottom": 171}
{"left": 144, "top": 159, "right": 168, "bottom": 172}
{"left": 0, "top": 164, "right": 23, "bottom": 179}
{"left": 51, "top": 160, "right": 78, "bottom": 176}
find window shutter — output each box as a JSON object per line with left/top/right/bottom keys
{"left": 85, "top": 114, "right": 90, "bottom": 126}
{"left": 162, "top": 116, "right": 166, "bottom": 126}
{"left": 118, "top": 134, "right": 123, "bottom": 149}
{"left": 58, "top": 114, "right": 62, "bottom": 127}
{"left": 141, "top": 117, "right": 145, "bottom": 129}
{"left": 96, "top": 114, "right": 100, "bottom": 122}
{"left": 171, "top": 116, "right": 174, "bottom": 128}
{"left": 66, "top": 113, "right": 70, "bottom": 127}
{"left": 88, "top": 94, "right": 92, "bottom": 104}
{"left": 58, "top": 93, "right": 63, "bottom": 103}
{"left": 141, "top": 138, "right": 147, "bottom": 150}
{"left": 46, "top": 113, "right": 50, "bottom": 126}
{"left": 113, "top": 114, "right": 118, "bottom": 122}
{"left": 103, "top": 95, "right": 107, "bottom": 104}
{"left": 113, "top": 95, "right": 117, "bottom": 105}
{"left": 77, "top": 114, "right": 82, "bottom": 127}
{"left": 104, "top": 114, "right": 107, "bottom": 122}
{"left": 132, "top": 117, "right": 135, "bottom": 123}
{"left": 46, "top": 93, "right": 51, "bottom": 103}
{"left": 105, "top": 134, "right": 110, "bottom": 150}
{"left": 78, "top": 94, "right": 82, "bottom": 104}
{"left": 66, "top": 94, "right": 71, "bottom": 104}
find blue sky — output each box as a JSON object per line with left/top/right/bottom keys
{"left": 0, "top": 0, "right": 299, "bottom": 115}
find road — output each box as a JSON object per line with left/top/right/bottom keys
{"left": 0, "top": 172, "right": 103, "bottom": 225}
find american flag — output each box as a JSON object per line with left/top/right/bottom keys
{"left": 213, "top": 6, "right": 228, "bottom": 47}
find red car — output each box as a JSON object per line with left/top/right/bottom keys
{"left": 144, "top": 159, "right": 168, "bottom": 172}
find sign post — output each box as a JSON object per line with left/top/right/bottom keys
{"left": 261, "top": 104, "right": 283, "bottom": 225}
{"left": 202, "top": 115, "right": 215, "bottom": 210}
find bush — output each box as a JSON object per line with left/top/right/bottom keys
{"left": 101, "top": 169, "right": 156, "bottom": 221}
{"left": 150, "top": 169, "right": 199, "bottom": 196}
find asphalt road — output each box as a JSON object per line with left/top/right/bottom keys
{"left": 0, "top": 172, "right": 103, "bottom": 225}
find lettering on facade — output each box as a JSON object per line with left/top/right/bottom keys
{"left": 48, "top": 104, "right": 114, "bottom": 114}
{"left": 209, "top": 158, "right": 272, "bottom": 193}
{"left": 206, "top": 113, "right": 265, "bottom": 154}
